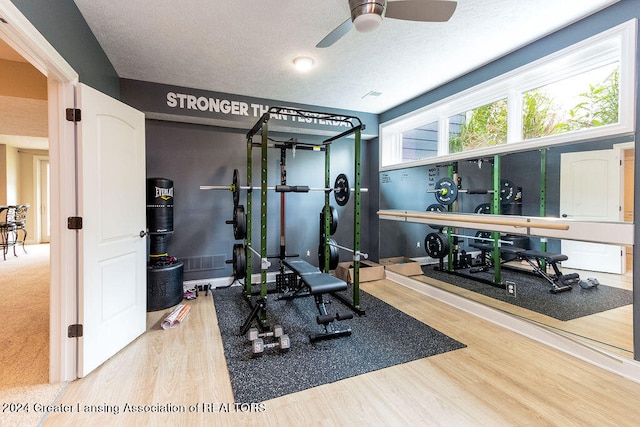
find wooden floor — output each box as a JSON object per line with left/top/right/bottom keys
{"left": 43, "top": 279, "right": 640, "bottom": 426}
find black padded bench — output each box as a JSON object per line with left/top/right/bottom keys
{"left": 516, "top": 250, "right": 579, "bottom": 293}
{"left": 467, "top": 242, "right": 578, "bottom": 293}
{"left": 282, "top": 259, "right": 352, "bottom": 342}
{"left": 283, "top": 259, "right": 348, "bottom": 295}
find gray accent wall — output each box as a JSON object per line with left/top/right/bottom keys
{"left": 145, "top": 119, "right": 373, "bottom": 281}
{"left": 12, "top": 0, "right": 120, "bottom": 98}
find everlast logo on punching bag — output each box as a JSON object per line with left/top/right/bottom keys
{"left": 147, "top": 178, "right": 174, "bottom": 233}
{"left": 155, "top": 186, "right": 174, "bottom": 201}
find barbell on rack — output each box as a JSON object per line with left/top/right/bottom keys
{"left": 428, "top": 177, "right": 516, "bottom": 206}
{"left": 318, "top": 238, "right": 369, "bottom": 270}
{"left": 200, "top": 169, "right": 368, "bottom": 207}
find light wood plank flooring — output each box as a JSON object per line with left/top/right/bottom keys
{"left": 43, "top": 280, "right": 640, "bottom": 426}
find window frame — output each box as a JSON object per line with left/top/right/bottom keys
{"left": 379, "top": 19, "right": 637, "bottom": 171}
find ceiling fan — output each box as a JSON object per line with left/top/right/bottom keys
{"left": 316, "top": 0, "right": 458, "bottom": 48}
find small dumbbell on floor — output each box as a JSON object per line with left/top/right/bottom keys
{"left": 247, "top": 324, "right": 284, "bottom": 341}
{"left": 252, "top": 334, "right": 291, "bottom": 355}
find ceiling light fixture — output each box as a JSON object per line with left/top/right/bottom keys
{"left": 351, "top": 0, "right": 384, "bottom": 33}
{"left": 293, "top": 56, "right": 314, "bottom": 72}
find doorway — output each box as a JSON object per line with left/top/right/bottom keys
{"left": 0, "top": 38, "right": 50, "bottom": 387}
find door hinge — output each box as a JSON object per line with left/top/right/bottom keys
{"left": 67, "top": 216, "right": 83, "bottom": 230}
{"left": 66, "top": 108, "right": 81, "bottom": 122}
{"left": 68, "top": 324, "right": 83, "bottom": 338}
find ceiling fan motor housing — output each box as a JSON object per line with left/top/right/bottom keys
{"left": 349, "top": 0, "right": 385, "bottom": 32}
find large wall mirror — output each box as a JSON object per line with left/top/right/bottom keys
{"left": 377, "top": 19, "right": 636, "bottom": 359}
{"left": 378, "top": 137, "right": 634, "bottom": 358}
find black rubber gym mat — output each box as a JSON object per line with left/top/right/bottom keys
{"left": 211, "top": 285, "right": 466, "bottom": 404}
{"left": 421, "top": 265, "right": 632, "bottom": 321}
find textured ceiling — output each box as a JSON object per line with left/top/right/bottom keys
{"left": 73, "top": 0, "right": 619, "bottom": 114}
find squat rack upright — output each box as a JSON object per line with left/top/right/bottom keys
{"left": 244, "top": 107, "right": 366, "bottom": 327}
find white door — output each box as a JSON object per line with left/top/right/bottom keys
{"left": 77, "top": 83, "right": 147, "bottom": 377}
{"left": 560, "top": 149, "right": 623, "bottom": 274}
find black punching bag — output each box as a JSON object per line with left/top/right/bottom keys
{"left": 147, "top": 178, "right": 174, "bottom": 233}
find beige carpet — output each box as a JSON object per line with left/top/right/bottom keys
{"left": 0, "top": 244, "right": 66, "bottom": 426}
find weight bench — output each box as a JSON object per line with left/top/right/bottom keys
{"left": 516, "top": 250, "right": 579, "bottom": 293}
{"left": 468, "top": 242, "right": 579, "bottom": 294}
{"left": 282, "top": 259, "right": 353, "bottom": 342}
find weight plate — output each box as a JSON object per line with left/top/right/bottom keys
{"left": 433, "top": 177, "right": 458, "bottom": 205}
{"left": 320, "top": 205, "right": 339, "bottom": 236}
{"left": 233, "top": 204, "right": 247, "bottom": 240}
{"left": 474, "top": 203, "right": 492, "bottom": 214}
{"left": 334, "top": 173, "right": 350, "bottom": 207}
{"left": 232, "top": 168, "right": 240, "bottom": 207}
{"left": 499, "top": 179, "right": 516, "bottom": 205}
{"left": 426, "top": 204, "right": 446, "bottom": 230}
{"left": 232, "top": 243, "right": 246, "bottom": 279}
{"left": 424, "top": 232, "right": 450, "bottom": 259}
{"left": 318, "top": 238, "right": 340, "bottom": 270}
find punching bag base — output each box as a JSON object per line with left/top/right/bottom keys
{"left": 147, "top": 261, "right": 184, "bottom": 312}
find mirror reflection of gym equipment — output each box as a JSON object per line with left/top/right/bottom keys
{"left": 378, "top": 142, "right": 634, "bottom": 359}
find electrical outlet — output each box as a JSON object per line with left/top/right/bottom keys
{"left": 306, "top": 250, "right": 310, "bottom": 257}
{"left": 506, "top": 281, "right": 516, "bottom": 297}
{"left": 417, "top": 241, "right": 421, "bottom": 248}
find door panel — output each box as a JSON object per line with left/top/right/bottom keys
{"left": 77, "top": 83, "right": 146, "bottom": 377}
{"left": 560, "top": 149, "right": 623, "bottom": 274}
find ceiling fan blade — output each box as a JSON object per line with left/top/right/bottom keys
{"left": 316, "top": 18, "right": 353, "bottom": 48}
{"left": 386, "top": 0, "right": 457, "bottom": 22}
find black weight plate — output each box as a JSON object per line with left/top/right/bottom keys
{"left": 233, "top": 204, "right": 247, "bottom": 240}
{"left": 318, "top": 238, "right": 339, "bottom": 270}
{"left": 329, "top": 205, "right": 338, "bottom": 235}
{"left": 232, "top": 168, "right": 240, "bottom": 207}
{"left": 426, "top": 204, "right": 446, "bottom": 230}
{"left": 320, "top": 205, "right": 339, "bottom": 236}
{"left": 232, "top": 243, "right": 246, "bottom": 279}
{"left": 499, "top": 179, "right": 516, "bottom": 205}
{"left": 474, "top": 203, "right": 492, "bottom": 214}
{"left": 424, "top": 232, "right": 449, "bottom": 259}
{"left": 334, "top": 173, "right": 350, "bottom": 207}
{"left": 433, "top": 177, "right": 458, "bottom": 205}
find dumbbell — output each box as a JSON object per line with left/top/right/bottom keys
{"left": 252, "top": 334, "right": 291, "bottom": 354}
{"left": 247, "top": 324, "right": 284, "bottom": 341}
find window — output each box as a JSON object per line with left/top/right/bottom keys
{"left": 449, "top": 98, "right": 508, "bottom": 153}
{"left": 379, "top": 20, "right": 636, "bottom": 170}
{"left": 523, "top": 62, "right": 619, "bottom": 139}
{"left": 401, "top": 121, "right": 438, "bottom": 161}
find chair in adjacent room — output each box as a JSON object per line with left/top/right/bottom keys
{"left": 13, "top": 204, "right": 29, "bottom": 254}
{"left": 0, "top": 205, "right": 17, "bottom": 260}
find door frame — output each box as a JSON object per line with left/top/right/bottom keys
{"left": 0, "top": 1, "right": 80, "bottom": 382}
{"left": 34, "top": 155, "right": 50, "bottom": 243}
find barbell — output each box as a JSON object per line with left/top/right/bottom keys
{"left": 200, "top": 169, "right": 368, "bottom": 207}
{"left": 428, "top": 177, "right": 516, "bottom": 206}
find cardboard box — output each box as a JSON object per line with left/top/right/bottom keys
{"left": 335, "top": 260, "right": 385, "bottom": 284}
{"left": 380, "top": 257, "right": 423, "bottom": 276}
